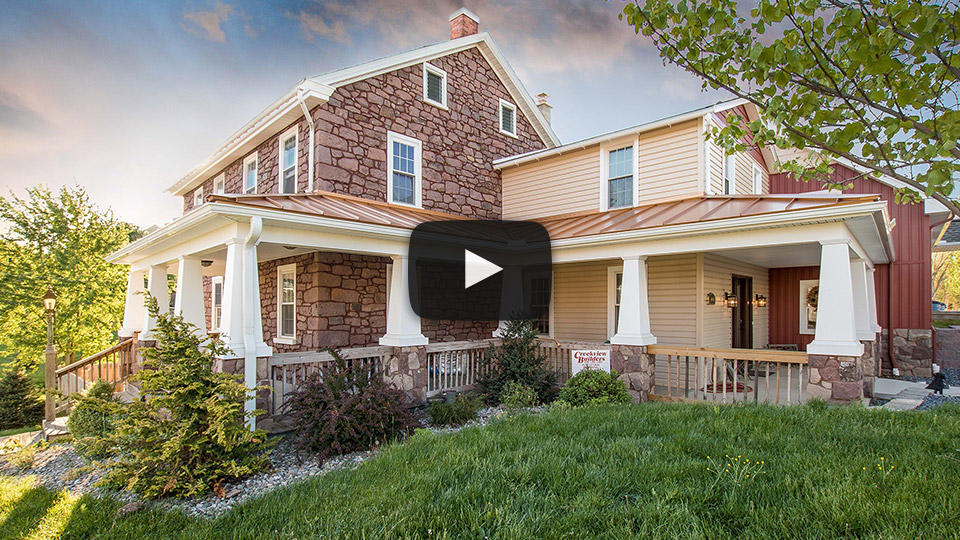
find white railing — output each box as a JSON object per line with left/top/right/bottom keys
{"left": 647, "top": 346, "right": 809, "bottom": 405}
{"left": 268, "top": 346, "right": 391, "bottom": 414}
{"left": 55, "top": 336, "right": 139, "bottom": 413}
{"left": 426, "top": 340, "right": 499, "bottom": 395}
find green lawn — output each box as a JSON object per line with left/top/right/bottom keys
{"left": 3, "top": 402, "right": 960, "bottom": 539}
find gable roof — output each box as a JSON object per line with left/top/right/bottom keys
{"left": 935, "top": 220, "right": 960, "bottom": 252}
{"left": 168, "top": 32, "right": 559, "bottom": 197}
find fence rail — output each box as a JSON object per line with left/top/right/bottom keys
{"left": 54, "top": 336, "right": 138, "bottom": 413}
{"left": 426, "top": 340, "right": 499, "bottom": 395}
{"left": 647, "top": 346, "right": 808, "bottom": 405}
{"left": 268, "top": 346, "right": 390, "bottom": 414}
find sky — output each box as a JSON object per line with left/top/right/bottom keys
{"left": 0, "top": 0, "right": 727, "bottom": 228}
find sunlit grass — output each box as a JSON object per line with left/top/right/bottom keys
{"left": 2, "top": 402, "right": 960, "bottom": 539}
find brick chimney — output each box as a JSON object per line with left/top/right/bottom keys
{"left": 536, "top": 92, "right": 553, "bottom": 124}
{"left": 449, "top": 8, "right": 480, "bottom": 40}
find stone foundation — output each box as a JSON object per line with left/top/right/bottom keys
{"left": 610, "top": 344, "right": 655, "bottom": 402}
{"left": 807, "top": 354, "right": 864, "bottom": 404}
{"left": 860, "top": 338, "right": 879, "bottom": 398}
{"left": 891, "top": 329, "right": 933, "bottom": 377}
{"left": 384, "top": 346, "right": 428, "bottom": 406}
{"left": 937, "top": 328, "right": 960, "bottom": 370}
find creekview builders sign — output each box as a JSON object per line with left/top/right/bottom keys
{"left": 571, "top": 349, "right": 611, "bottom": 376}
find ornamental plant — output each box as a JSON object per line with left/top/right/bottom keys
{"left": 67, "top": 378, "right": 123, "bottom": 457}
{"left": 0, "top": 367, "right": 43, "bottom": 430}
{"left": 285, "top": 349, "right": 416, "bottom": 462}
{"left": 558, "top": 369, "right": 632, "bottom": 407}
{"left": 104, "top": 297, "right": 272, "bottom": 499}
{"left": 476, "top": 318, "right": 556, "bottom": 405}
{"left": 427, "top": 393, "right": 484, "bottom": 426}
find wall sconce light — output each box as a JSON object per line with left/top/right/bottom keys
{"left": 201, "top": 260, "right": 213, "bottom": 268}
{"left": 755, "top": 294, "right": 768, "bottom": 308}
{"left": 705, "top": 292, "right": 716, "bottom": 305}
{"left": 724, "top": 291, "right": 738, "bottom": 308}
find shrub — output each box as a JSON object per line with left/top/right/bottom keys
{"left": 104, "top": 298, "right": 272, "bottom": 499}
{"left": 0, "top": 368, "right": 43, "bottom": 430}
{"left": 286, "top": 350, "right": 416, "bottom": 462}
{"left": 67, "top": 379, "right": 123, "bottom": 457}
{"left": 476, "top": 319, "right": 556, "bottom": 405}
{"left": 558, "top": 369, "right": 631, "bottom": 407}
{"left": 5, "top": 443, "right": 39, "bottom": 470}
{"left": 500, "top": 381, "right": 539, "bottom": 410}
{"left": 427, "top": 393, "right": 484, "bottom": 426}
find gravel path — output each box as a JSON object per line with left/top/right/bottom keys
{"left": 915, "top": 394, "right": 960, "bottom": 411}
{"left": 900, "top": 368, "right": 960, "bottom": 387}
{"left": 0, "top": 405, "right": 530, "bottom": 519}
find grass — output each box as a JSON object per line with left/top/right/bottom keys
{"left": 0, "top": 425, "right": 40, "bottom": 439}
{"left": 933, "top": 318, "right": 960, "bottom": 328}
{"left": 3, "top": 402, "right": 960, "bottom": 539}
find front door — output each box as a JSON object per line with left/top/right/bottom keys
{"left": 732, "top": 275, "right": 753, "bottom": 349}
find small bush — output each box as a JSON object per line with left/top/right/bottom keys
{"left": 5, "top": 443, "right": 40, "bottom": 470}
{"left": 547, "top": 399, "right": 573, "bottom": 414}
{"left": 286, "top": 349, "right": 416, "bottom": 462}
{"left": 428, "top": 393, "right": 484, "bottom": 426}
{"left": 558, "top": 369, "right": 631, "bottom": 407}
{"left": 67, "top": 379, "right": 123, "bottom": 457}
{"left": 0, "top": 368, "right": 43, "bottom": 430}
{"left": 104, "top": 298, "right": 273, "bottom": 499}
{"left": 500, "top": 381, "right": 539, "bottom": 410}
{"left": 476, "top": 319, "right": 556, "bottom": 405}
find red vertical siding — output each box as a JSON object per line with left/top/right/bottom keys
{"left": 769, "top": 164, "right": 932, "bottom": 338}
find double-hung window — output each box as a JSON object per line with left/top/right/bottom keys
{"left": 529, "top": 276, "right": 551, "bottom": 335}
{"left": 724, "top": 154, "right": 736, "bottom": 195}
{"left": 499, "top": 99, "right": 517, "bottom": 137}
{"left": 752, "top": 163, "right": 763, "bottom": 194}
{"left": 243, "top": 153, "right": 258, "bottom": 194}
{"left": 279, "top": 128, "right": 297, "bottom": 194}
{"left": 387, "top": 131, "right": 422, "bottom": 207}
{"left": 211, "top": 276, "right": 223, "bottom": 331}
{"left": 214, "top": 173, "right": 225, "bottom": 195}
{"left": 193, "top": 187, "right": 204, "bottom": 207}
{"left": 607, "top": 268, "right": 623, "bottom": 339}
{"left": 423, "top": 62, "right": 447, "bottom": 108}
{"left": 606, "top": 145, "right": 635, "bottom": 209}
{"left": 277, "top": 264, "right": 296, "bottom": 342}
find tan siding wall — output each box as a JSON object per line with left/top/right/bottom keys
{"left": 552, "top": 260, "right": 611, "bottom": 341}
{"left": 705, "top": 116, "right": 769, "bottom": 195}
{"left": 638, "top": 120, "right": 701, "bottom": 202}
{"left": 648, "top": 254, "right": 698, "bottom": 346}
{"left": 501, "top": 147, "right": 600, "bottom": 219}
{"left": 701, "top": 253, "right": 769, "bottom": 349}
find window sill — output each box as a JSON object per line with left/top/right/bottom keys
{"left": 274, "top": 336, "right": 296, "bottom": 345}
{"left": 388, "top": 199, "right": 423, "bottom": 209}
{"left": 499, "top": 129, "right": 518, "bottom": 139}
{"left": 424, "top": 98, "right": 448, "bottom": 111}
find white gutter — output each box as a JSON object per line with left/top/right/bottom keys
{"left": 297, "top": 87, "right": 316, "bottom": 192}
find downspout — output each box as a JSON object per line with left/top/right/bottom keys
{"left": 242, "top": 216, "right": 263, "bottom": 431}
{"left": 297, "top": 85, "right": 316, "bottom": 193}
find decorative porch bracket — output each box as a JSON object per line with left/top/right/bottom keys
{"left": 610, "top": 255, "right": 657, "bottom": 346}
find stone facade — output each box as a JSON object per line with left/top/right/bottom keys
{"left": 610, "top": 344, "right": 656, "bottom": 402}
{"left": 807, "top": 354, "right": 865, "bottom": 404}
{"left": 183, "top": 47, "right": 546, "bottom": 218}
{"left": 937, "top": 328, "right": 960, "bottom": 370}
{"left": 891, "top": 328, "right": 934, "bottom": 377}
{"left": 383, "top": 346, "right": 428, "bottom": 406}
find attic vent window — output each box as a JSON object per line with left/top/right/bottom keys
{"left": 423, "top": 63, "right": 447, "bottom": 108}
{"left": 499, "top": 99, "right": 517, "bottom": 137}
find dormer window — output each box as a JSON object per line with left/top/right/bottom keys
{"left": 423, "top": 63, "right": 447, "bottom": 108}
{"left": 214, "top": 173, "right": 225, "bottom": 195}
{"left": 279, "top": 128, "right": 297, "bottom": 194}
{"left": 499, "top": 99, "right": 517, "bottom": 137}
{"left": 243, "top": 153, "right": 258, "bottom": 194}
{"left": 387, "top": 131, "right": 422, "bottom": 207}
{"left": 193, "top": 188, "right": 204, "bottom": 207}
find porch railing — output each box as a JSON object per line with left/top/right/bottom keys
{"left": 426, "top": 339, "right": 499, "bottom": 395}
{"left": 54, "top": 336, "right": 138, "bottom": 413}
{"left": 647, "top": 346, "right": 809, "bottom": 405}
{"left": 268, "top": 346, "right": 391, "bottom": 415}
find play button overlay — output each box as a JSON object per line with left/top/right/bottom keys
{"left": 408, "top": 220, "right": 552, "bottom": 321}
{"left": 464, "top": 249, "right": 502, "bottom": 289}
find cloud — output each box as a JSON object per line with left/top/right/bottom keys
{"left": 292, "top": 11, "right": 351, "bottom": 44}
{"left": 183, "top": 2, "right": 235, "bottom": 43}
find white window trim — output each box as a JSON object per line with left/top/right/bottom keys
{"left": 422, "top": 62, "right": 448, "bottom": 109}
{"left": 214, "top": 173, "right": 226, "bottom": 195}
{"left": 193, "top": 187, "right": 204, "bottom": 207}
{"left": 599, "top": 138, "right": 640, "bottom": 211}
{"left": 278, "top": 127, "right": 298, "bottom": 194}
{"left": 724, "top": 153, "right": 736, "bottom": 195}
{"left": 752, "top": 162, "right": 764, "bottom": 194}
{"left": 386, "top": 130, "right": 423, "bottom": 208}
{"left": 499, "top": 98, "right": 518, "bottom": 138}
{"left": 276, "top": 263, "right": 297, "bottom": 345}
{"left": 243, "top": 152, "right": 258, "bottom": 194}
{"left": 799, "top": 279, "right": 819, "bottom": 335}
{"left": 703, "top": 114, "right": 714, "bottom": 195}
{"left": 211, "top": 276, "right": 223, "bottom": 331}
{"left": 607, "top": 266, "right": 622, "bottom": 340}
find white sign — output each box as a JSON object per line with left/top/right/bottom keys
{"left": 571, "top": 349, "right": 611, "bottom": 376}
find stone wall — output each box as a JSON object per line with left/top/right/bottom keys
{"left": 892, "top": 328, "right": 933, "bottom": 377}
{"left": 807, "top": 354, "right": 864, "bottom": 404}
{"left": 937, "top": 328, "right": 960, "bottom": 370}
{"left": 184, "top": 47, "right": 546, "bottom": 217}
{"left": 383, "top": 346, "right": 428, "bottom": 406}
{"left": 610, "top": 344, "right": 655, "bottom": 402}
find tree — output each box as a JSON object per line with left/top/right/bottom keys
{"left": 933, "top": 251, "right": 960, "bottom": 308}
{"left": 621, "top": 0, "right": 960, "bottom": 216}
{"left": 0, "top": 185, "right": 141, "bottom": 369}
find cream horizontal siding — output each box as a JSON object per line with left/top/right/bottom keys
{"left": 701, "top": 253, "right": 769, "bottom": 349}
{"left": 648, "top": 254, "right": 698, "bottom": 387}
{"left": 501, "top": 147, "right": 600, "bottom": 219}
{"left": 638, "top": 120, "right": 701, "bottom": 202}
{"left": 552, "top": 260, "right": 611, "bottom": 342}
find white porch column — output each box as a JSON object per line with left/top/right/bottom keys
{"left": 610, "top": 255, "right": 657, "bottom": 346}
{"left": 808, "top": 241, "right": 864, "bottom": 356}
{"left": 850, "top": 260, "right": 875, "bottom": 341}
{"left": 174, "top": 256, "right": 207, "bottom": 333}
{"left": 494, "top": 265, "right": 523, "bottom": 337}
{"left": 141, "top": 264, "right": 169, "bottom": 340}
{"left": 241, "top": 218, "right": 269, "bottom": 430}
{"left": 119, "top": 269, "right": 146, "bottom": 337}
{"left": 865, "top": 266, "right": 882, "bottom": 333}
{"left": 380, "top": 254, "right": 428, "bottom": 346}
{"left": 220, "top": 240, "right": 245, "bottom": 357}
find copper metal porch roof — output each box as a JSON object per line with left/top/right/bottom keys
{"left": 207, "top": 192, "right": 883, "bottom": 240}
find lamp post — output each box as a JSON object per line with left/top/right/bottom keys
{"left": 43, "top": 287, "right": 57, "bottom": 423}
